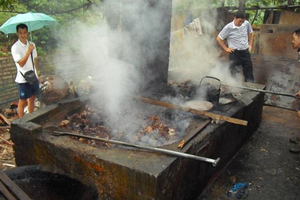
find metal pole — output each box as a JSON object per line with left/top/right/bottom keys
{"left": 53, "top": 131, "right": 220, "bottom": 167}
{"left": 223, "top": 84, "right": 298, "bottom": 99}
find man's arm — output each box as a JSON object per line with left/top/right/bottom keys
{"left": 248, "top": 31, "right": 254, "bottom": 52}
{"left": 17, "top": 44, "right": 35, "bottom": 67}
{"left": 216, "top": 35, "right": 234, "bottom": 53}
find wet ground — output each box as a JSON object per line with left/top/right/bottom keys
{"left": 198, "top": 106, "right": 300, "bottom": 200}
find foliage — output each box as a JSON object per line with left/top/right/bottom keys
{"left": 0, "top": 2, "right": 27, "bottom": 56}
{"left": 172, "top": 0, "right": 300, "bottom": 10}
{"left": 172, "top": 0, "right": 300, "bottom": 25}
{"left": 0, "top": 0, "right": 16, "bottom": 11}
{"left": 1, "top": 0, "right": 299, "bottom": 56}
{"left": 17, "top": 0, "right": 103, "bottom": 24}
{"left": 0, "top": 0, "right": 103, "bottom": 56}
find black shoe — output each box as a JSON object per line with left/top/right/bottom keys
{"left": 289, "top": 144, "right": 300, "bottom": 153}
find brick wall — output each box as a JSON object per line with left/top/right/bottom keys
{"left": 0, "top": 57, "right": 19, "bottom": 108}
{"left": 0, "top": 56, "right": 54, "bottom": 108}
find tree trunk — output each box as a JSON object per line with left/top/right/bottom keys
{"left": 287, "top": 0, "right": 294, "bottom": 5}
{"left": 238, "top": 0, "right": 246, "bottom": 11}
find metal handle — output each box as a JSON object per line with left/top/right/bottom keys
{"left": 53, "top": 131, "right": 220, "bottom": 167}
{"left": 199, "top": 76, "right": 222, "bottom": 90}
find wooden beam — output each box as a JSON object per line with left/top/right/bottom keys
{"left": 135, "top": 96, "right": 248, "bottom": 126}
{"left": 0, "top": 170, "right": 32, "bottom": 200}
{"left": 0, "top": 114, "right": 11, "bottom": 126}
{"left": 0, "top": 181, "right": 17, "bottom": 200}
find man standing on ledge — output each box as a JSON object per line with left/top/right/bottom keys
{"left": 289, "top": 28, "right": 300, "bottom": 153}
{"left": 217, "top": 10, "right": 254, "bottom": 82}
{"left": 11, "top": 23, "right": 39, "bottom": 118}
{"left": 292, "top": 28, "right": 300, "bottom": 105}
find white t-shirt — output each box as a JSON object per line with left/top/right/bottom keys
{"left": 11, "top": 40, "right": 38, "bottom": 83}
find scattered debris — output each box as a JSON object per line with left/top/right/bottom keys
{"left": 0, "top": 135, "right": 13, "bottom": 146}
{"left": 177, "top": 139, "right": 185, "bottom": 149}
{"left": 77, "top": 76, "right": 93, "bottom": 95}
{"left": 227, "top": 182, "right": 249, "bottom": 199}
{"left": 168, "top": 79, "right": 195, "bottom": 98}
{"left": 59, "top": 104, "right": 182, "bottom": 147}
{"left": 0, "top": 114, "right": 10, "bottom": 126}
{"left": 2, "top": 163, "right": 15, "bottom": 168}
{"left": 39, "top": 75, "right": 69, "bottom": 105}
{"left": 289, "top": 136, "right": 300, "bottom": 153}
{"left": 0, "top": 102, "right": 18, "bottom": 170}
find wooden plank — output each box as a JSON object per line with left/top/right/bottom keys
{"left": 0, "top": 135, "right": 13, "bottom": 146}
{"left": 0, "top": 180, "right": 17, "bottom": 200}
{"left": 136, "top": 96, "right": 248, "bottom": 126}
{"left": 0, "top": 114, "right": 11, "bottom": 126}
{"left": 0, "top": 170, "right": 32, "bottom": 200}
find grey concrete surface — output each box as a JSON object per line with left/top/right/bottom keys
{"left": 198, "top": 106, "right": 300, "bottom": 200}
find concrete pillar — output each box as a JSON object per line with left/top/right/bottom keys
{"left": 104, "top": 0, "right": 173, "bottom": 93}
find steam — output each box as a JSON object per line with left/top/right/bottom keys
{"left": 53, "top": 0, "right": 173, "bottom": 135}
{"left": 51, "top": 1, "right": 244, "bottom": 146}
{"left": 169, "top": 10, "right": 244, "bottom": 87}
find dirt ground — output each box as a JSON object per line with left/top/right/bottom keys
{"left": 199, "top": 106, "right": 300, "bottom": 200}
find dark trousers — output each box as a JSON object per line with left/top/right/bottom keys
{"left": 229, "top": 49, "right": 254, "bottom": 82}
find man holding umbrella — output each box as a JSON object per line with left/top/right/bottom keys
{"left": 0, "top": 12, "right": 57, "bottom": 117}
{"left": 11, "top": 23, "right": 39, "bottom": 118}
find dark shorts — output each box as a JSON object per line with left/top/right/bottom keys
{"left": 18, "top": 82, "right": 40, "bottom": 99}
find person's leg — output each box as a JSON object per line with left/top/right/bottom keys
{"left": 229, "top": 52, "right": 242, "bottom": 77}
{"left": 18, "top": 99, "right": 27, "bottom": 118}
{"left": 17, "top": 83, "right": 36, "bottom": 118}
{"left": 27, "top": 95, "right": 35, "bottom": 113}
{"left": 17, "top": 83, "right": 30, "bottom": 118}
{"left": 242, "top": 51, "right": 254, "bottom": 82}
{"left": 27, "top": 81, "right": 40, "bottom": 113}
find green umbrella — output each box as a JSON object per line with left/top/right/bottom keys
{"left": 0, "top": 12, "right": 58, "bottom": 38}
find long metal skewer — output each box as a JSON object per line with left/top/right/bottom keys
{"left": 53, "top": 131, "right": 220, "bottom": 167}
{"left": 223, "top": 84, "right": 299, "bottom": 99}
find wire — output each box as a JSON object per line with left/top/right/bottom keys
{"left": 251, "top": 6, "right": 260, "bottom": 24}
{"left": 0, "top": 1, "right": 98, "bottom": 15}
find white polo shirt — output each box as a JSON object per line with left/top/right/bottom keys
{"left": 11, "top": 40, "right": 37, "bottom": 83}
{"left": 218, "top": 20, "right": 253, "bottom": 51}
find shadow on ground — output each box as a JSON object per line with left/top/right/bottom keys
{"left": 199, "top": 106, "right": 300, "bottom": 200}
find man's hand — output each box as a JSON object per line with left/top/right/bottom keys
{"left": 295, "top": 91, "right": 300, "bottom": 99}
{"left": 18, "top": 43, "right": 35, "bottom": 67}
{"left": 216, "top": 36, "right": 234, "bottom": 53}
{"left": 225, "top": 47, "right": 234, "bottom": 53}
{"left": 28, "top": 43, "right": 35, "bottom": 53}
{"left": 248, "top": 44, "right": 253, "bottom": 52}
